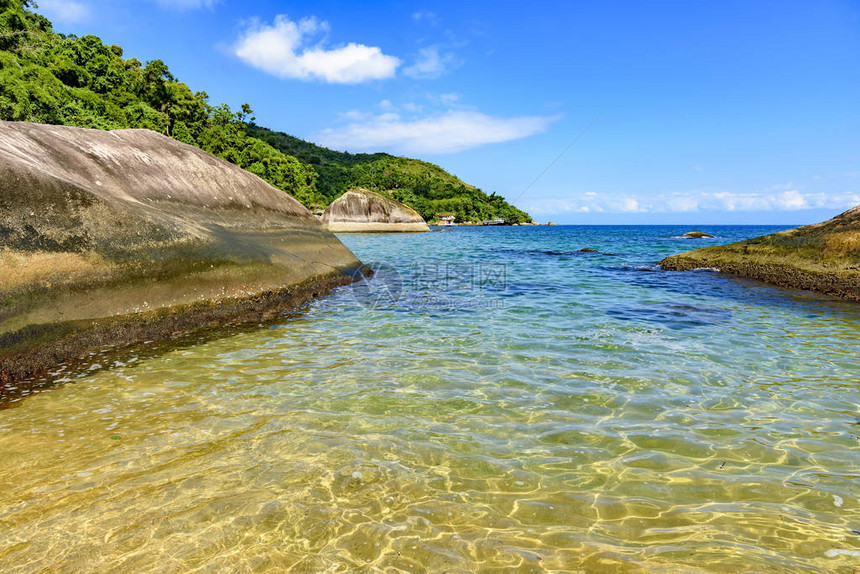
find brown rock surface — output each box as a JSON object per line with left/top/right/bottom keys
{"left": 660, "top": 206, "right": 860, "bottom": 300}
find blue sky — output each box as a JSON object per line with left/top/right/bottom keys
{"left": 37, "top": 0, "right": 860, "bottom": 224}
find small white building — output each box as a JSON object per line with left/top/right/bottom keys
{"left": 436, "top": 213, "right": 455, "bottom": 226}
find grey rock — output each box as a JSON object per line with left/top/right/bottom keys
{"left": 0, "top": 121, "right": 363, "bottom": 389}
{"left": 321, "top": 188, "right": 429, "bottom": 233}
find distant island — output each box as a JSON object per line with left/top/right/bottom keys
{"left": 0, "top": 0, "right": 531, "bottom": 225}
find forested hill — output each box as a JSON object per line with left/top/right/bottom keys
{"left": 0, "top": 0, "right": 532, "bottom": 224}
{"left": 246, "top": 125, "right": 531, "bottom": 223}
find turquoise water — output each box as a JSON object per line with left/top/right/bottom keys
{"left": 0, "top": 226, "right": 858, "bottom": 572}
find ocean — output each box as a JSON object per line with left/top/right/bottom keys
{"left": 1, "top": 225, "right": 858, "bottom": 572}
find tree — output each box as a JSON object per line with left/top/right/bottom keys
{"left": 0, "top": 0, "right": 533, "bottom": 222}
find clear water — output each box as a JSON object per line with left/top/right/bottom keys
{"left": 1, "top": 226, "right": 858, "bottom": 573}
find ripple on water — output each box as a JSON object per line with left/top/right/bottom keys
{"left": 1, "top": 225, "right": 859, "bottom": 572}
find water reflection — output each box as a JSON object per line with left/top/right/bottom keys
{"left": 0, "top": 226, "right": 858, "bottom": 572}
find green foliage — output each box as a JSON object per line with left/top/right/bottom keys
{"left": 247, "top": 125, "right": 532, "bottom": 223}
{"left": 124, "top": 101, "right": 168, "bottom": 132}
{"left": 0, "top": 0, "right": 531, "bottom": 223}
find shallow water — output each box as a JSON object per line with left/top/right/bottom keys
{"left": 1, "top": 225, "right": 858, "bottom": 573}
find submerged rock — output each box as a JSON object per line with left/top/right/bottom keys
{"left": 0, "top": 121, "right": 363, "bottom": 388}
{"left": 607, "top": 303, "right": 731, "bottom": 330}
{"left": 320, "top": 188, "right": 429, "bottom": 233}
{"left": 682, "top": 231, "right": 716, "bottom": 239}
{"left": 660, "top": 206, "right": 860, "bottom": 300}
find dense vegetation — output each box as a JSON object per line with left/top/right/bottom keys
{"left": 246, "top": 125, "right": 532, "bottom": 223}
{"left": 0, "top": 0, "right": 531, "bottom": 223}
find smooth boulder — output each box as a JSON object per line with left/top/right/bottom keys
{"left": 321, "top": 188, "right": 429, "bottom": 233}
{"left": 0, "top": 121, "right": 364, "bottom": 388}
{"left": 660, "top": 206, "right": 860, "bottom": 300}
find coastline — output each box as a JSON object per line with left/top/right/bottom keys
{"left": 0, "top": 122, "right": 367, "bottom": 394}
{"left": 659, "top": 207, "right": 860, "bottom": 301}
{"left": 0, "top": 269, "right": 361, "bottom": 400}
{"left": 659, "top": 254, "right": 860, "bottom": 300}
{"left": 326, "top": 222, "right": 430, "bottom": 233}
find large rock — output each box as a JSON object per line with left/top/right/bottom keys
{"left": 321, "top": 188, "right": 429, "bottom": 232}
{"left": 660, "top": 206, "right": 860, "bottom": 300}
{"left": 0, "top": 121, "right": 364, "bottom": 389}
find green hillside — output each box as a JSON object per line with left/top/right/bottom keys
{"left": 246, "top": 125, "right": 531, "bottom": 223}
{"left": 0, "top": 0, "right": 531, "bottom": 224}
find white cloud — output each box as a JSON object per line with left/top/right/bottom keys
{"left": 672, "top": 196, "right": 700, "bottom": 212}
{"left": 621, "top": 198, "right": 643, "bottom": 213}
{"left": 412, "top": 10, "right": 441, "bottom": 25}
{"left": 708, "top": 190, "right": 815, "bottom": 211}
{"left": 312, "top": 110, "right": 557, "bottom": 154}
{"left": 524, "top": 190, "right": 860, "bottom": 215}
{"left": 153, "top": 0, "right": 218, "bottom": 9}
{"left": 404, "top": 46, "right": 456, "bottom": 79}
{"left": 234, "top": 15, "right": 400, "bottom": 84}
{"left": 37, "top": 0, "right": 89, "bottom": 23}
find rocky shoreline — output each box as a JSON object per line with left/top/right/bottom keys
{"left": 660, "top": 206, "right": 860, "bottom": 300}
{"left": 0, "top": 271, "right": 357, "bottom": 394}
{"left": 0, "top": 121, "right": 365, "bottom": 391}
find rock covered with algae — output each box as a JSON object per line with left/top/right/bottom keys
{"left": 660, "top": 206, "right": 860, "bottom": 300}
